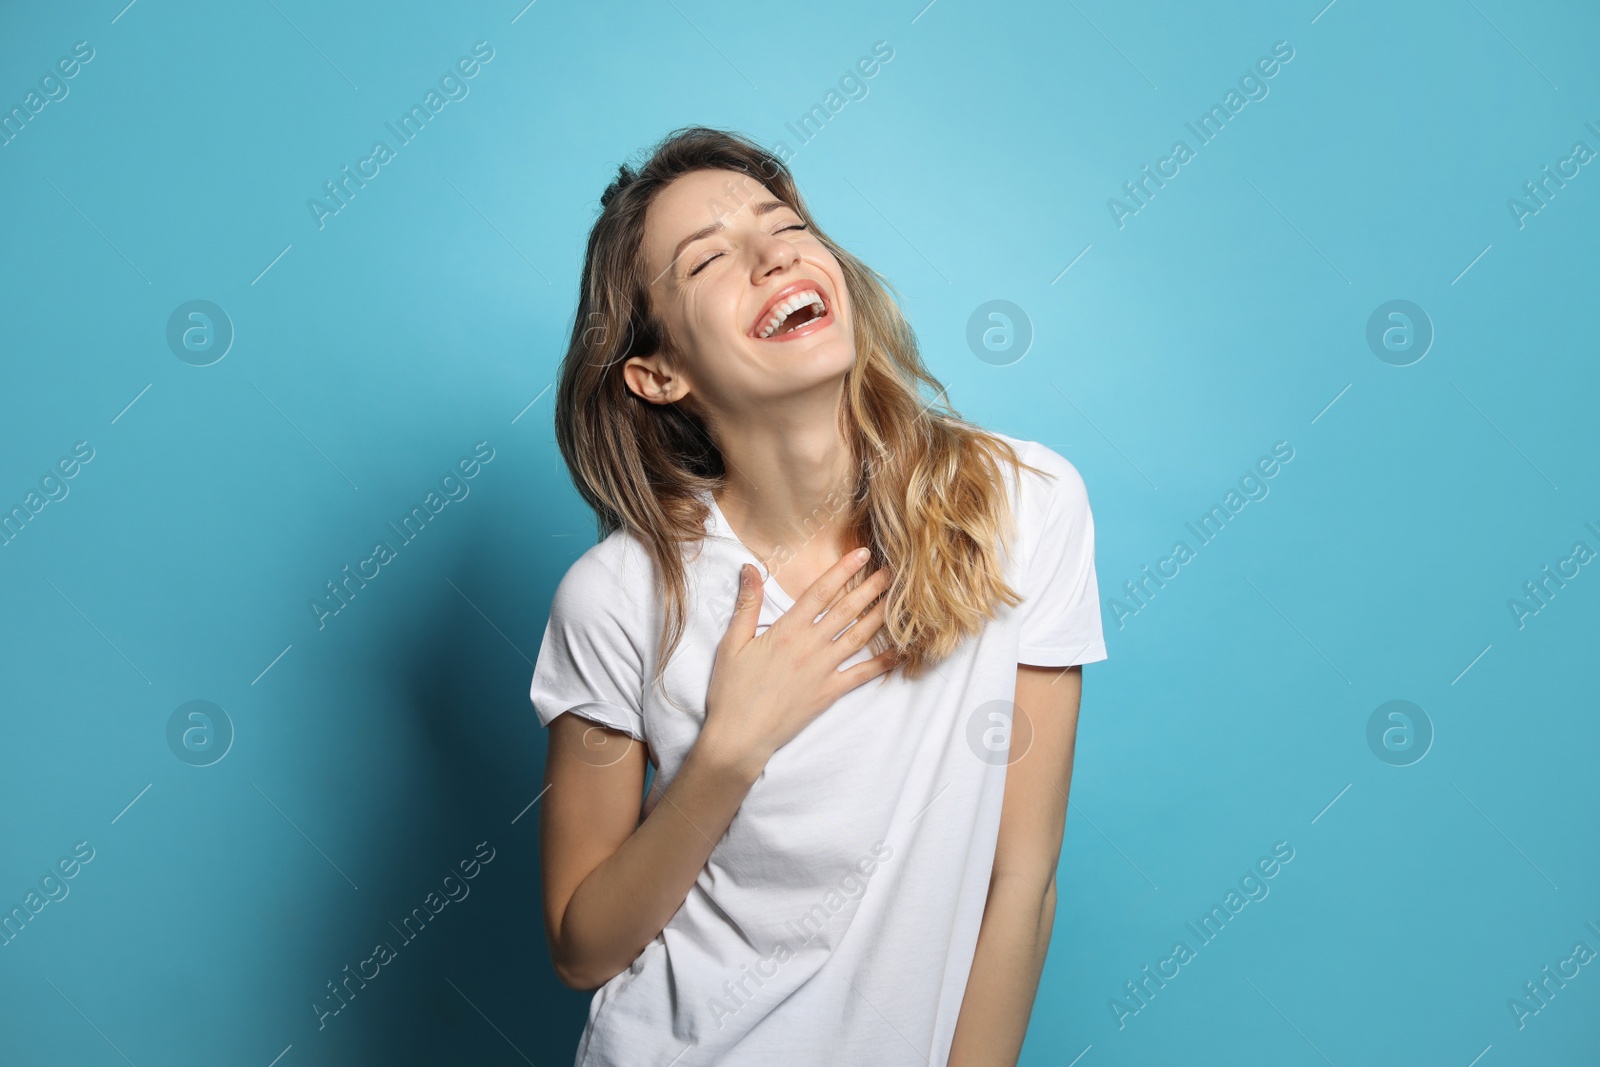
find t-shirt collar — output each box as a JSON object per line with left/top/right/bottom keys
{"left": 697, "top": 487, "right": 794, "bottom": 610}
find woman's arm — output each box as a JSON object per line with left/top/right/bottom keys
{"left": 540, "top": 555, "right": 895, "bottom": 990}
{"left": 540, "top": 715, "right": 763, "bottom": 989}
{"left": 947, "top": 663, "right": 1084, "bottom": 1066}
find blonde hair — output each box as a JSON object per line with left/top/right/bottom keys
{"left": 553, "top": 126, "right": 1048, "bottom": 690}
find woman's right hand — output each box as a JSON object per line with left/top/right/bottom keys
{"left": 701, "top": 549, "right": 897, "bottom": 775}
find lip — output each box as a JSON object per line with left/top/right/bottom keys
{"left": 747, "top": 280, "right": 834, "bottom": 341}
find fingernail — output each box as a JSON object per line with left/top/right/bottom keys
{"left": 853, "top": 547, "right": 870, "bottom": 562}
{"left": 740, "top": 563, "right": 753, "bottom": 587}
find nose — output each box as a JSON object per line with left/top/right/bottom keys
{"left": 753, "top": 233, "right": 801, "bottom": 279}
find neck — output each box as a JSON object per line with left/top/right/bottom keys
{"left": 711, "top": 389, "right": 861, "bottom": 567}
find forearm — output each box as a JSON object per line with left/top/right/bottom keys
{"left": 947, "top": 873, "right": 1057, "bottom": 1067}
{"left": 554, "top": 732, "right": 763, "bottom": 988}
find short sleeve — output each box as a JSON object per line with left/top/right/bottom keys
{"left": 1015, "top": 443, "right": 1108, "bottom": 667}
{"left": 529, "top": 549, "right": 648, "bottom": 741}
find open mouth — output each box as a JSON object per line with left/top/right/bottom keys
{"left": 749, "top": 284, "right": 833, "bottom": 341}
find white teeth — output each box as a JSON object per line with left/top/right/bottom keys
{"left": 756, "top": 289, "right": 827, "bottom": 339}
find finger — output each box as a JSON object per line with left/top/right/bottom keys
{"left": 793, "top": 547, "right": 872, "bottom": 625}
{"left": 830, "top": 647, "right": 900, "bottom": 695}
{"left": 817, "top": 566, "right": 891, "bottom": 633}
{"left": 827, "top": 598, "right": 887, "bottom": 660}
{"left": 720, "top": 564, "right": 764, "bottom": 649}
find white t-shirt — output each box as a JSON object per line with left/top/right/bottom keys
{"left": 530, "top": 433, "right": 1107, "bottom": 1067}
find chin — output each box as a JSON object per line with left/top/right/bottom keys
{"left": 781, "top": 332, "right": 853, "bottom": 371}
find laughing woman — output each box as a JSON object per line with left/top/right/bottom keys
{"left": 530, "top": 126, "right": 1107, "bottom": 1067}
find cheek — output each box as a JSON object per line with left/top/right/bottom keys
{"left": 673, "top": 299, "right": 736, "bottom": 363}
{"left": 700, "top": 285, "right": 748, "bottom": 336}
{"left": 830, "top": 280, "right": 852, "bottom": 325}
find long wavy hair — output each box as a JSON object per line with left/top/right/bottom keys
{"left": 554, "top": 126, "right": 1048, "bottom": 689}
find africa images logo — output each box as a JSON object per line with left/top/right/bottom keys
{"left": 1106, "top": 40, "right": 1295, "bottom": 229}
{"left": 306, "top": 42, "right": 495, "bottom": 230}
{"left": 705, "top": 841, "right": 893, "bottom": 1030}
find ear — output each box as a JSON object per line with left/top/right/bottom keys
{"left": 622, "top": 353, "right": 691, "bottom": 406}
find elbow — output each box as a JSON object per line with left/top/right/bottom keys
{"left": 550, "top": 940, "right": 627, "bottom": 992}
{"left": 546, "top": 898, "right": 601, "bottom": 990}
{"left": 553, "top": 958, "right": 605, "bottom": 992}
{"left": 550, "top": 942, "right": 605, "bottom": 990}
{"left": 545, "top": 890, "right": 647, "bottom": 990}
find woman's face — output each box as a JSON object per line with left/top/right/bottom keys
{"left": 628, "top": 168, "right": 854, "bottom": 414}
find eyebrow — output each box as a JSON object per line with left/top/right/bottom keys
{"left": 669, "top": 199, "right": 795, "bottom": 270}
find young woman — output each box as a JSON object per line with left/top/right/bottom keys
{"left": 531, "top": 126, "right": 1107, "bottom": 1066}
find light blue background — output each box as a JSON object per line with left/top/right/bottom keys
{"left": 2, "top": 0, "right": 1596, "bottom": 1064}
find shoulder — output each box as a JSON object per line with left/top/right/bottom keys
{"left": 982, "top": 432, "right": 1090, "bottom": 521}
{"left": 548, "top": 526, "right": 655, "bottom": 623}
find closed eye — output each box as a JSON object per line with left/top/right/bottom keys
{"left": 688, "top": 224, "right": 811, "bottom": 276}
